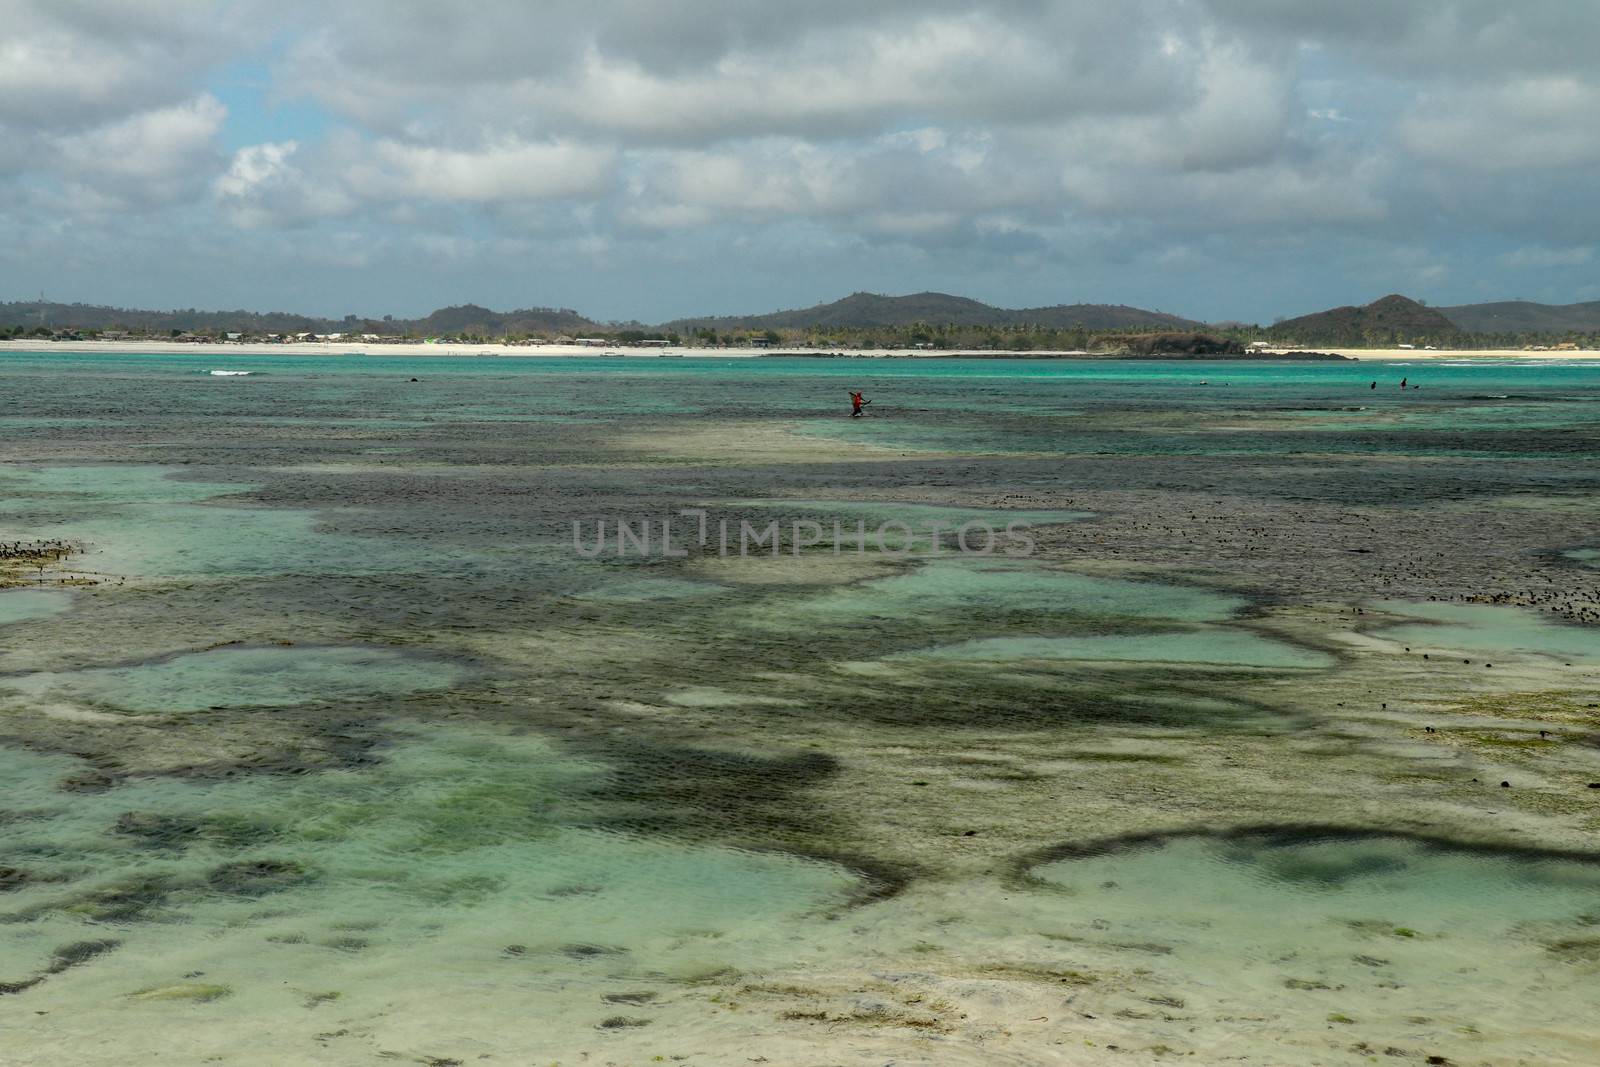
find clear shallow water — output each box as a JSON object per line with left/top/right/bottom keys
{"left": 811, "top": 561, "right": 1326, "bottom": 669}
{"left": 744, "top": 560, "right": 1245, "bottom": 631}
{"left": 1, "top": 645, "right": 465, "bottom": 714}
{"left": 1373, "top": 600, "right": 1600, "bottom": 662}
{"left": 0, "top": 588, "right": 73, "bottom": 626}
{"left": 0, "top": 727, "right": 859, "bottom": 1021}
{"left": 4, "top": 350, "right": 1600, "bottom": 1062}
{"left": 910, "top": 629, "right": 1332, "bottom": 669}
{"left": 1031, "top": 830, "right": 1600, "bottom": 938}
{"left": 0, "top": 465, "right": 494, "bottom": 580}
{"left": 1023, "top": 832, "right": 1600, "bottom": 1057}
{"left": 1024, "top": 831, "right": 1600, "bottom": 1055}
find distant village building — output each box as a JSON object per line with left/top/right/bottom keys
{"left": 574, "top": 338, "right": 608, "bottom": 346}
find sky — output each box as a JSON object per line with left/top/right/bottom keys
{"left": 2, "top": 0, "right": 1598, "bottom": 325}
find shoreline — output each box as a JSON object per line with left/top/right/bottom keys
{"left": 3, "top": 338, "right": 1596, "bottom": 362}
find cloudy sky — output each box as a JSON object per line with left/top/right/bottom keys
{"left": 2, "top": 1, "right": 1597, "bottom": 323}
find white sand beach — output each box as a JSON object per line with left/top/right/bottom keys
{"left": 4, "top": 339, "right": 1596, "bottom": 361}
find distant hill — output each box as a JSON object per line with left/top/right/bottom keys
{"left": 0, "top": 301, "right": 339, "bottom": 335}
{"left": 664, "top": 291, "right": 1202, "bottom": 331}
{"left": 0, "top": 300, "right": 596, "bottom": 337}
{"left": 414, "top": 304, "right": 596, "bottom": 336}
{"left": 1268, "top": 294, "right": 1464, "bottom": 346}
{"left": 1438, "top": 300, "right": 1600, "bottom": 334}
{"left": 11, "top": 292, "right": 1600, "bottom": 345}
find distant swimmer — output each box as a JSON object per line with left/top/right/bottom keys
{"left": 1400, "top": 377, "right": 1407, "bottom": 388}
{"left": 849, "top": 391, "right": 870, "bottom": 417}
{"left": 1370, "top": 381, "right": 1377, "bottom": 389}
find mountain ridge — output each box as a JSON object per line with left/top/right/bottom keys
{"left": 1437, "top": 299, "right": 1600, "bottom": 334}
{"left": 662, "top": 291, "right": 1204, "bottom": 331}
{"left": 5, "top": 292, "right": 1600, "bottom": 340}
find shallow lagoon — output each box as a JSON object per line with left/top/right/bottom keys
{"left": 1, "top": 645, "right": 464, "bottom": 714}
{"left": 1022, "top": 830, "right": 1600, "bottom": 1062}
{"left": 4, "top": 351, "right": 1600, "bottom": 1063}
{"left": 1374, "top": 600, "right": 1600, "bottom": 662}
{"left": 0, "top": 588, "right": 73, "bottom": 626}
{"left": 0, "top": 727, "right": 862, "bottom": 1059}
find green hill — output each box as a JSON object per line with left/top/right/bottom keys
{"left": 664, "top": 291, "right": 1201, "bottom": 332}
{"left": 414, "top": 304, "right": 596, "bottom": 336}
{"left": 1268, "top": 295, "right": 1465, "bottom": 346}
{"left": 1438, "top": 300, "right": 1600, "bottom": 334}
{"left": 0, "top": 301, "right": 597, "bottom": 338}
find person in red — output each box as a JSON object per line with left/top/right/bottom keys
{"left": 849, "top": 391, "right": 869, "bottom": 417}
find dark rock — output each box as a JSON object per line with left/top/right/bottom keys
{"left": 206, "top": 859, "right": 311, "bottom": 896}
{"left": 45, "top": 939, "right": 121, "bottom": 974}
{"left": 562, "top": 943, "right": 625, "bottom": 959}
{"left": 1117, "top": 333, "right": 1246, "bottom": 357}
{"left": 114, "top": 811, "right": 202, "bottom": 848}
{"left": 80, "top": 877, "right": 174, "bottom": 922}
{"left": 59, "top": 769, "right": 117, "bottom": 793}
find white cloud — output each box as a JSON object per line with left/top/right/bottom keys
{"left": 54, "top": 95, "right": 226, "bottom": 184}
{"left": 215, "top": 140, "right": 354, "bottom": 228}
{"left": 1500, "top": 245, "right": 1595, "bottom": 269}
{"left": 1398, "top": 77, "right": 1600, "bottom": 172}
{"left": 0, "top": 1, "right": 236, "bottom": 129}
{"left": 349, "top": 139, "right": 618, "bottom": 203}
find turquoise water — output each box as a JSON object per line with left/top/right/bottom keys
{"left": 4, "top": 349, "right": 1600, "bottom": 1062}
{"left": 0, "top": 588, "right": 73, "bottom": 626}
{"left": 1023, "top": 831, "right": 1600, "bottom": 1054}
{"left": 1030, "top": 830, "right": 1600, "bottom": 931}
{"left": 0, "top": 727, "right": 859, "bottom": 1000}
{"left": 745, "top": 560, "right": 1244, "bottom": 630}
{"left": 911, "top": 629, "right": 1331, "bottom": 669}
{"left": 1, "top": 645, "right": 465, "bottom": 714}
{"left": 1373, "top": 601, "right": 1600, "bottom": 662}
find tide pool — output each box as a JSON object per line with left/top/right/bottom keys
{"left": 1373, "top": 600, "right": 1600, "bottom": 662}
{"left": 0, "top": 645, "right": 464, "bottom": 714}
{"left": 0, "top": 588, "right": 73, "bottom": 626}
